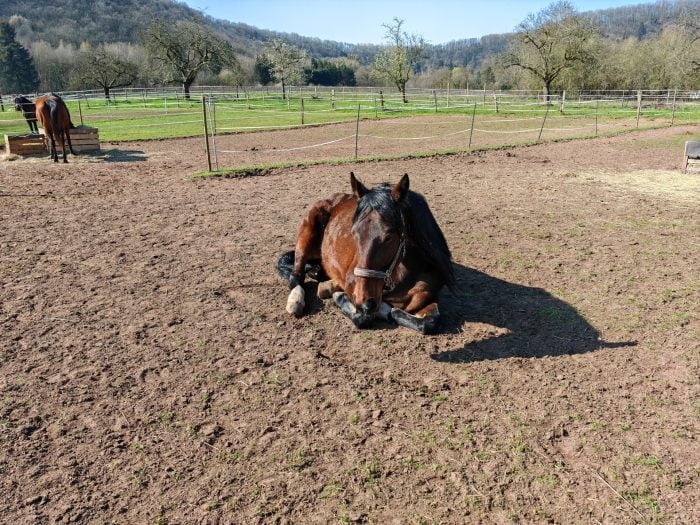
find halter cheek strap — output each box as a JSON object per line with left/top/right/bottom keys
{"left": 353, "top": 235, "right": 406, "bottom": 291}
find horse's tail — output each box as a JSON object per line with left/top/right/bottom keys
{"left": 276, "top": 250, "right": 327, "bottom": 282}
{"left": 276, "top": 250, "right": 296, "bottom": 281}
{"left": 48, "top": 99, "right": 61, "bottom": 136}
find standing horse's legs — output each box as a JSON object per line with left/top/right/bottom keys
{"left": 59, "top": 130, "right": 68, "bottom": 163}
{"left": 286, "top": 200, "right": 332, "bottom": 316}
{"left": 48, "top": 133, "right": 58, "bottom": 162}
{"left": 66, "top": 127, "right": 76, "bottom": 156}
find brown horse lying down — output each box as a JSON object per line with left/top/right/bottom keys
{"left": 35, "top": 93, "right": 76, "bottom": 163}
{"left": 277, "top": 172, "right": 454, "bottom": 334}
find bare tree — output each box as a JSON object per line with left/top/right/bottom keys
{"left": 265, "top": 39, "right": 306, "bottom": 99}
{"left": 75, "top": 44, "right": 138, "bottom": 100}
{"left": 373, "top": 18, "right": 425, "bottom": 103}
{"left": 144, "top": 20, "right": 238, "bottom": 99}
{"left": 503, "top": 1, "right": 597, "bottom": 97}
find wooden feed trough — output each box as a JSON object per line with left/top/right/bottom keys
{"left": 4, "top": 134, "right": 45, "bottom": 155}
{"left": 4, "top": 126, "right": 100, "bottom": 156}
{"left": 41, "top": 126, "right": 100, "bottom": 152}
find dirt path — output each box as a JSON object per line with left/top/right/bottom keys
{"left": 1, "top": 125, "right": 698, "bottom": 523}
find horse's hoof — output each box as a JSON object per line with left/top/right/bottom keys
{"left": 286, "top": 285, "right": 305, "bottom": 317}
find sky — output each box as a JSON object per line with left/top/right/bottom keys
{"left": 182, "top": 0, "right": 647, "bottom": 44}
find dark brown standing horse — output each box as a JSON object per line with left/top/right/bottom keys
{"left": 35, "top": 93, "right": 76, "bottom": 163}
{"left": 13, "top": 96, "right": 39, "bottom": 134}
{"left": 277, "top": 172, "right": 454, "bottom": 334}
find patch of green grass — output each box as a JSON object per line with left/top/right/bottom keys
{"left": 630, "top": 454, "right": 662, "bottom": 469}
{"left": 287, "top": 449, "right": 313, "bottom": 471}
{"left": 320, "top": 482, "right": 344, "bottom": 499}
{"left": 362, "top": 459, "right": 382, "bottom": 485}
{"left": 534, "top": 474, "right": 560, "bottom": 489}
{"left": 624, "top": 488, "right": 660, "bottom": 514}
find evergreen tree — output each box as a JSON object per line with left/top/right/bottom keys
{"left": 0, "top": 18, "right": 39, "bottom": 93}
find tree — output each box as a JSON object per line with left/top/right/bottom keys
{"left": 0, "top": 18, "right": 39, "bottom": 94}
{"left": 254, "top": 54, "right": 274, "bottom": 85}
{"left": 306, "top": 58, "right": 356, "bottom": 86}
{"left": 373, "top": 18, "right": 425, "bottom": 103}
{"left": 265, "top": 39, "right": 306, "bottom": 99}
{"left": 75, "top": 44, "right": 138, "bottom": 100}
{"left": 503, "top": 1, "right": 597, "bottom": 97}
{"left": 144, "top": 20, "right": 238, "bottom": 99}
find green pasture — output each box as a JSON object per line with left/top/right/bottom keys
{"left": 1, "top": 92, "right": 698, "bottom": 143}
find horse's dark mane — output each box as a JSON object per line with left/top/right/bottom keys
{"left": 354, "top": 184, "right": 455, "bottom": 290}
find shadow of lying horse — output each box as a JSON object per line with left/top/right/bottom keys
{"left": 433, "top": 263, "right": 635, "bottom": 363}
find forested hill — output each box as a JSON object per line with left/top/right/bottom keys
{"left": 1, "top": 0, "right": 697, "bottom": 67}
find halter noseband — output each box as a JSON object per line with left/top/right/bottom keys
{"left": 353, "top": 214, "right": 406, "bottom": 292}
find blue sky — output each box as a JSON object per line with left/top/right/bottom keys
{"left": 182, "top": 0, "right": 646, "bottom": 44}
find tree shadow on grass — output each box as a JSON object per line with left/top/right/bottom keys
{"left": 433, "top": 263, "right": 636, "bottom": 363}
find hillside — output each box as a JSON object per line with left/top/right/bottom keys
{"left": 1, "top": 0, "right": 697, "bottom": 69}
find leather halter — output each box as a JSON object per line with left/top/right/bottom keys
{"left": 353, "top": 214, "right": 406, "bottom": 291}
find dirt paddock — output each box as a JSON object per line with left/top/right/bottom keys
{"left": 1, "top": 125, "right": 699, "bottom": 523}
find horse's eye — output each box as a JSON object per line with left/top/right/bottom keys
{"left": 385, "top": 233, "right": 394, "bottom": 242}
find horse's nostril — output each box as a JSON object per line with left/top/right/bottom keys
{"left": 359, "top": 298, "right": 376, "bottom": 314}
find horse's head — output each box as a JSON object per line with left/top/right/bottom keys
{"left": 350, "top": 172, "right": 409, "bottom": 316}
{"left": 14, "top": 96, "right": 27, "bottom": 112}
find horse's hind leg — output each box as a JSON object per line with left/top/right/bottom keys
{"left": 66, "top": 127, "right": 76, "bottom": 155}
{"left": 59, "top": 131, "right": 68, "bottom": 163}
{"left": 49, "top": 134, "right": 57, "bottom": 162}
{"left": 286, "top": 199, "right": 333, "bottom": 316}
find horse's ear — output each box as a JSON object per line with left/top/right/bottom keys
{"left": 391, "top": 173, "right": 410, "bottom": 202}
{"left": 350, "top": 171, "right": 368, "bottom": 199}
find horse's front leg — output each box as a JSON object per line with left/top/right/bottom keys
{"left": 391, "top": 303, "right": 441, "bottom": 335}
{"left": 332, "top": 292, "right": 394, "bottom": 329}
{"left": 389, "top": 283, "right": 441, "bottom": 335}
{"left": 286, "top": 200, "right": 332, "bottom": 316}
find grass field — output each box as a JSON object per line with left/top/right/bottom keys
{"left": 1, "top": 91, "right": 698, "bottom": 143}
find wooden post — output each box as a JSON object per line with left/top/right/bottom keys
{"left": 468, "top": 102, "right": 477, "bottom": 150}
{"left": 595, "top": 100, "right": 599, "bottom": 137}
{"left": 433, "top": 90, "right": 438, "bottom": 113}
{"left": 560, "top": 90, "right": 566, "bottom": 113}
{"left": 636, "top": 90, "right": 642, "bottom": 128}
{"left": 78, "top": 99, "right": 84, "bottom": 126}
{"left": 355, "top": 104, "right": 360, "bottom": 159}
{"left": 493, "top": 93, "right": 498, "bottom": 113}
{"left": 0, "top": 93, "right": 4, "bottom": 112}
{"left": 380, "top": 90, "right": 384, "bottom": 111}
{"left": 374, "top": 97, "right": 378, "bottom": 119}
{"left": 670, "top": 89, "right": 677, "bottom": 126}
{"left": 538, "top": 103, "right": 550, "bottom": 141}
{"left": 301, "top": 97, "right": 305, "bottom": 125}
{"left": 201, "top": 96, "right": 212, "bottom": 172}
{"left": 331, "top": 89, "right": 335, "bottom": 110}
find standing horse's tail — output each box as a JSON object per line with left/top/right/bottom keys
{"left": 276, "top": 250, "right": 327, "bottom": 282}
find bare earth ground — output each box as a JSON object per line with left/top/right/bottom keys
{"left": 1, "top": 124, "right": 699, "bottom": 524}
